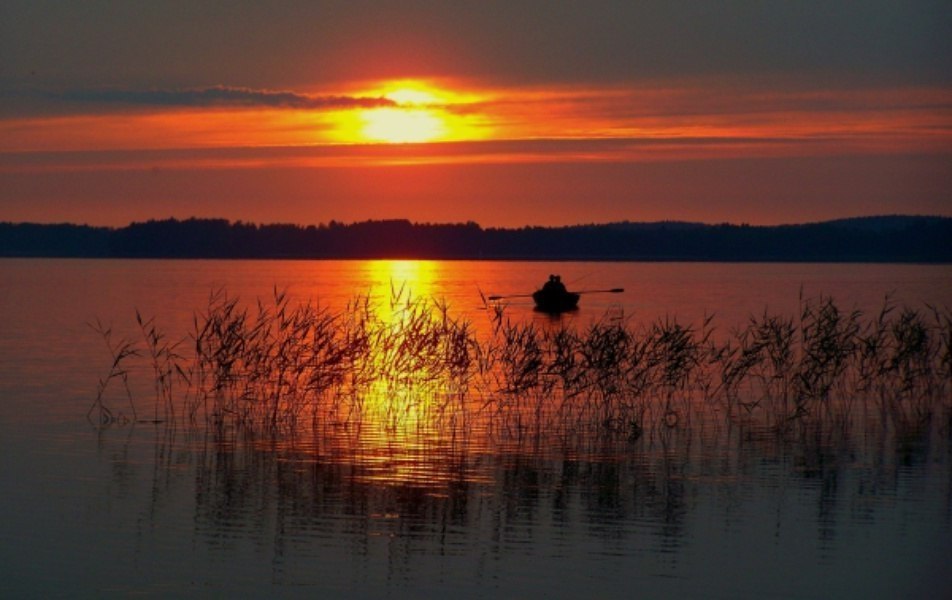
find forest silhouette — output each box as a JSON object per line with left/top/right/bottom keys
{"left": 1, "top": 215, "right": 949, "bottom": 262}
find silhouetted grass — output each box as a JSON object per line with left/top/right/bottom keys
{"left": 91, "top": 290, "right": 952, "bottom": 444}
{"left": 89, "top": 318, "right": 138, "bottom": 425}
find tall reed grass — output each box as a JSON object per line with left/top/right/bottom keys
{"left": 91, "top": 289, "right": 952, "bottom": 443}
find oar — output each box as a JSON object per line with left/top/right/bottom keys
{"left": 487, "top": 288, "right": 623, "bottom": 301}
{"left": 575, "top": 288, "right": 624, "bottom": 295}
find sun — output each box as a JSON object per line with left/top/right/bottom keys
{"left": 325, "top": 80, "right": 490, "bottom": 145}
{"left": 361, "top": 107, "right": 446, "bottom": 143}
{"left": 360, "top": 87, "right": 446, "bottom": 143}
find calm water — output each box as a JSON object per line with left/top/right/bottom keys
{"left": 1, "top": 259, "right": 950, "bottom": 598}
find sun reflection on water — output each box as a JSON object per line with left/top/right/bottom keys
{"left": 341, "top": 259, "right": 479, "bottom": 487}
{"left": 366, "top": 259, "right": 438, "bottom": 316}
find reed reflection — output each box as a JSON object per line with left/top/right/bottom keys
{"left": 91, "top": 410, "right": 950, "bottom": 589}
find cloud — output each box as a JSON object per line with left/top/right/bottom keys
{"left": 52, "top": 86, "right": 396, "bottom": 110}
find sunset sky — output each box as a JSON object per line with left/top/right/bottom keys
{"left": 1, "top": 1, "right": 950, "bottom": 227}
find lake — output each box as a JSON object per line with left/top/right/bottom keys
{"left": 1, "top": 259, "right": 950, "bottom": 598}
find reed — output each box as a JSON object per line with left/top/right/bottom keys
{"left": 88, "top": 318, "right": 138, "bottom": 425}
{"left": 92, "top": 290, "right": 951, "bottom": 442}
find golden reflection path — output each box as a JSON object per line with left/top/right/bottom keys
{"left": 316, "top": 259, "right": 492, "bottom": 488}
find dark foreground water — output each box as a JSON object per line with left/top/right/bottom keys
{"left": 1, "top": 259, "right": 950, "bottom": 598}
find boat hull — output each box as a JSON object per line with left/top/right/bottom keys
{"left": 532, "top": 290, "right": 580, "bottom": 313}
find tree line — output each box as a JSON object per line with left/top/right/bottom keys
{"left": 1, "top": 216, "right": 949, "bottom": 262}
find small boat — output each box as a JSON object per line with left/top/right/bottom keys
{"left": 487, "top": 274, "right": 621, "bottom": 314}
{"left": 532, "top": 288, "right": 580, "bottom": 313}
{"left": 532, "top": 275, "right": 579, "bottom": 313}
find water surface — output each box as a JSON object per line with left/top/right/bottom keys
{"left": 1, "top": 259, "right": 950, "bottom": 598}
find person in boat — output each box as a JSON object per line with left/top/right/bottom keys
{"left": 541, "top": 275, "right": 568, "bottom": 295}
{"left": 535, "top": 274, "right": 578, "bottom": 312}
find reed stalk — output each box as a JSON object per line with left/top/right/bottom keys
{"left": 91, "top": 290, "right": 950, "bottom": 445}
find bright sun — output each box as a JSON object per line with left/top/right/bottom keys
{"left": 360, "top": 87, "right": 446, "bottom": 143}
{"left": 326, "top": 80, "right": 488, "bottom": 145}
{"left": 361, "top": 107, "right": 445, "bottom": 143}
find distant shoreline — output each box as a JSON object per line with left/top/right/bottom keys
{"left": 2, "top": 256, "right": 950, "bottom": 266}
{"left": 2, "top": 215, "right": 950, "bottom": 263}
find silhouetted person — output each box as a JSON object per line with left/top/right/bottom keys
{"left": 542, "top": 274, "right": 567, "bottom": 294}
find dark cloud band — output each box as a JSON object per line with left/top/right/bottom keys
{"left": 53, "top": 86, "right": 396, "bottom": 110}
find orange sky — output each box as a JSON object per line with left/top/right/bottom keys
{"left": 1, "top": 3, "right": 950, "bottom": 226}
{"left": 4, "top": 81, "right": 949, "bottom": 157}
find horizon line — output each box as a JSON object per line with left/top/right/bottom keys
{"left": 2, "top": 213, "right": 949, "bottom": 231}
